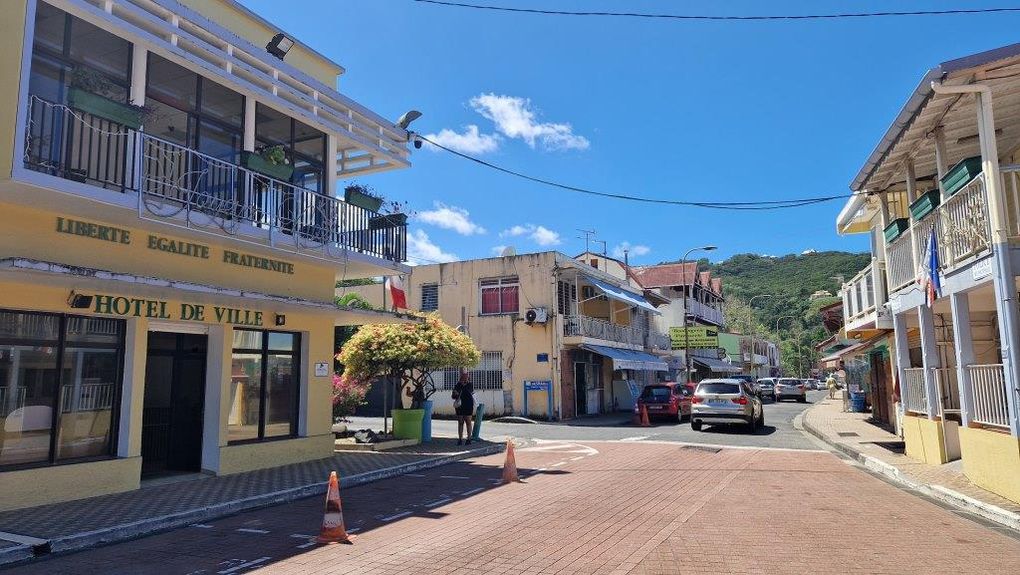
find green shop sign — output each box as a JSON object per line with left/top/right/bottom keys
{"left": 669, "top": 327, "right": 719, "bottom": 349}
{"left": 92, "top": 294, "right": 263, "bottom": 326}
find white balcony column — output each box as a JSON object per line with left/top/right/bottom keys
{"left": 327, "top": 134, "right": 339, "bottom": 196}
{"left": 130, "top": 46, "right": 147, "bottom": 107}
{"left": 243, "top": 97, "right": 256, "bottom": 152}
{"left": 877, "top": 195, "right": 891, "bottom": 305}
{"left": 893, "top": 311, "right": 911, "bottom": 399}
{"left": 933, "top": 126, "right": 949, "bottom": 199}
{"left": 905, "top": 160, "right": 922, "bottom": 284}
{"left": 949, "top": 292, "right": 976, "bottom": 427}
{"left": 917, "top": 304, "right": 942, "bottom": 419}
{"left": 906, "top": 160, "right": 918, "bottom": 203}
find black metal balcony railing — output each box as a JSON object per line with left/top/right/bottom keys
{"left": 23, "top": 95, "right": 406, "bottom": 263}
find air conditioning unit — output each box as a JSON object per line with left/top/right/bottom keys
{"left": 525, "top": 307, "right": 548, "bottom": 324}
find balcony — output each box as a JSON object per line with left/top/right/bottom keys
{"left": 563, "top": 315, "right": 645, "bottom": 349}
{"left": 684, "top": 298, "right": 724, "bottom": 326}
{"left": 842, "top": 263, "right": 891, "bottom": 333}
{"left": 23, "top": 97, "right": 406, "bottom": 263}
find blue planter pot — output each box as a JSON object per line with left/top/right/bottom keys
{"left": 421, "top": 400, "right": 434, "bottom": 443}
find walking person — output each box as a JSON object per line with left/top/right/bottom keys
{"left": 826, "top": 373, "right": 838, "bottom": 400}
{"left": 453, "top": 371, "right": 475, "bottom": 445}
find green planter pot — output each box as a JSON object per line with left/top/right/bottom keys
{"left": 884, "top": 218, "right": 909, "bottom": 243}
{"left": 909, "top": 189, "right": 941, "bottom": 221}
{"left": 368, "top": 213, "right": 408, "bottom": 230}
{"left": 344, "top": 187, "right": 383, "bottom": 212}
{"left": 941, "top": 156, "right": 983, "bottom": 197}
{"left": 242, "top": 151, "right": 294, "bottom": 182}
{"left": 67, "top": 88, "right": 143, "bottom": 129}
{"left": 391, "top": 408, "right": 424, "bottom": 440}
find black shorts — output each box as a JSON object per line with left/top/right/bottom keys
{"left": 456, "top": 400, "right": 475, "bottom": 417}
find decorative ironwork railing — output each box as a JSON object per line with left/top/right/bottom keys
{"left": 563, "top": 315, "right": 645, "bottom": 346}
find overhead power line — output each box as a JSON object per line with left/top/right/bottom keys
{"left": 415, "top": 133, "right": 858, "bottom": 210}
{"left": 412, "top": 1, "right": 1020, "bottom": 21}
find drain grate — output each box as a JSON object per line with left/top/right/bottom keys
{"left": 837, "top": 432, "right": 860, "bottom": 437}
{"left": 681, "top": 445, "right": 722, "bottom": 454}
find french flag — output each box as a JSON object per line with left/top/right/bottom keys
{"left": 922, "top": 230, "right": 942, "bottom": 307}
{"left": 385, "top": 276, "right": 407, "bottom": 310}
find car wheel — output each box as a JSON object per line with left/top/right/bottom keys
{"left": 798, "top": 396, "right": 807, "bottom": 403}
{"left": 691, "top": 420, "right": 702, "bottom": 431}
{"left": 757, "top": 411, "right": 765, "bottom": 429}
{"left": 746, "top": 416, "right": 756, "bottom": 431}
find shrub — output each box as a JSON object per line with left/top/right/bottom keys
{"left": 332, "top": 373, "right": 370, "bottom": 420}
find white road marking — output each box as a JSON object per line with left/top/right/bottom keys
{"left": 570, "top": 456, "right": 584, "bottom": 461}
{"left": 586, "top": 439, "right": 827, "bottom": 453}
{"left": 440, "top": 475, "right": 469, "bottom": 479}
{"left": 424, "top": 498, "right": 452, "bottom": 508}
{"left": 217, "top": 557, "right": 271, "bottom": 574}
{"left": 619, "top": 436, "right": 648, "bottom": 442}
{"left": 380, "top": 511, "right": 412, "bottom": 522}
{"left": 520, "top": 441, "right": 600, "bottom": 455}
{"left": 536, "top": 467, "right": 548, "bottom": 472}
{"left": 551, "top": 461, "right": 566, "bottom": 467}
{"left": 235, "top": 528, "right": 269, "bottom": 534}
{"left": 460, "top": 487, "right": 484, "bottom": 496}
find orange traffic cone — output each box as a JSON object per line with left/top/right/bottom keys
{"left": 502, "top": 439, "right": 521, "bottom": 483}
{"left": 316, "top": 471, "right": 353, "bottom": 544}
{"left": 640, "top": 404, "right": 651, "bottom": 427}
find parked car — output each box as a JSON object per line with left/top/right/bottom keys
{"left": 730, "top": 374, "right": 761, "bottom": 396}
{"left": 635, "top": 382, "right": 692, "bottom": 422}
{"left": 775, "top": 378, "right": 807, "bottom": 402}
{"left": 804, "top": 379, "right": 822, "bottom": 390}
{"left": 690, "top": 379, "right": 764, "bottom": 432}
{"left": 756, "top": 378, "right": 777, "bottom": 400}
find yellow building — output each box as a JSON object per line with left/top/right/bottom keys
{"left": 0, "top": 0, "right": 413, "bottom": 511}
{"left": 835, "top": 42, "right": 1020, "bottom": 503}
{"left": 344, "top": 252, "right": 672, "bottom": 419}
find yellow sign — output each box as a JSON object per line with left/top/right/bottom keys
{"left": 670, "top": 327, "right": 719, "bottom": 349}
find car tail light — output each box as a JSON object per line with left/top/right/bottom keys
{"left": 732, "top": 396, "right": 748, "bottom": 405}
{"left": 691, "top": 396, "right": 703, "bottom": 404}
{"left": 797, "top": 385, "right": 805, "bottom": 389}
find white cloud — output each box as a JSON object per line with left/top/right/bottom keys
{"left": 801, "top": 249, "right": 818, "bottom": 255}
{"left": 469, "top": 94, "right": 590, "bottom": 151}
{"left": 611, "top": 242, "right": 651, "bottom": 259}
{"left": 499, "top": 224, "right": 561, "bottom": 246}
{"left": 416, "top": 202, "right": 486, "bottom": 236}
{"left": 422, "top": 125, "right": 500, "bottom": 154}
{"left": 407, "top": 229, "right": 457, "bottom": 265}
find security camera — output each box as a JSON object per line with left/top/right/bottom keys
{"left": 413, "top": 138, "right": 423, "bottom": 149}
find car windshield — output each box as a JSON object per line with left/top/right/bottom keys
{"left": 779, "top": 379, "right": 798, "bottom": 385}
{"left": 698, "top": 383, "right": 740, "bottom": 395}
{"left": 640, "top": 386, "right": 671, "bottom": 399}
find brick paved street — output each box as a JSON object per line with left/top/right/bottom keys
{"left": 8, "top": 440, "right": 1020, "bottom": 575}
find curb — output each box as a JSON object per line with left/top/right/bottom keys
{"left": 0, "top": 443, "right": 504, "bottom": 567}
{"left": 800, "top": 408, "right": 1020, "bottom": 533}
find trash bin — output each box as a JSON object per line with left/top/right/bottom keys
{"left": 472, "top": 403, "right": 485, "bottom": 440}
{"left": 850, "top": 392, "right": 867, "bottom": 413}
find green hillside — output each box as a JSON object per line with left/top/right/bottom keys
{"left": 681, "top": 251, "right": 870, "bottom": 375}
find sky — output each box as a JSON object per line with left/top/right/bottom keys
{"left": 241, "top": 0, "right": 1020, "bottom": 266}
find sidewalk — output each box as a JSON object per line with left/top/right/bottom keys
{"left": 0, "top": 438, "right": 502, "bottom": 567}
{"left": 802, "top": 397, "right": 1020, "bottom": 531}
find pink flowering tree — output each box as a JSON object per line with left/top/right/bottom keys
{"left": 337, "top": 314, "right": 480, "bottom": 410}
{"left": 332, "top": 373, "right": 370, "bottom": 420}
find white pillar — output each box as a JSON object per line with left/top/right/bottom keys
{"left": 130, "top": 47, "right": 147, "bottom": 107}
{"left": 893, "top": 311, "right": 911, "bottom": 394}
{"left": 917, "top": 304, "right": 941, "bottom": 419}
{"left": 950, "top": 292, "right": 976, "bottom": 427}
{"left": 243, "top": 97, "right": 256, "bottom": 152}
{"left": 326, "top": 133, "right": 339, "bottom": 196}
{"left": 201, "top": 325, "right": 225, "bottom": 474}
{"left": 933, "top": 127, "right": 949, "bottom": 199}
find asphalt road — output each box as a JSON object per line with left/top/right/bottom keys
{"left": 344, "top": 390, "right": 831, "bottom": 450}
{"left": 13, "top": 438, "right": 1020, "bottom": 574}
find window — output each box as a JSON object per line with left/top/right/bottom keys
{"left": 436, "top": 351, "right": 503, "bottom": 391}
{"left": 228, "top": 329, "right": 301, "bottom": 443}
{"left": 480, "top": 277, "right": 519, "bottom": 315}
{"left": 556, "top": 281, "right": 577, "bottom": 315}
{"left": 0, "top": 311, "right": 124, "bottom": 469}
{"left": 420, "top": 284, "right": 439, "bottom": 312}
{"left": 255, "top": 103, "right": 326, "bottom": 191}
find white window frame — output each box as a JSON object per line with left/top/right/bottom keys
{"left": 479, "top": 276, "right": 520, "bottom": 316}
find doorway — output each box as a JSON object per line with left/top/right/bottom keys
{"left": 574, "top": 362, "right": 587, "bottom": 418}
{"left": 141, "top": 331, "right": 207, "bottom": 477}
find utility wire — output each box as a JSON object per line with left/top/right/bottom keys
{"left": 415, "top": 133, "right": 858, "bottom": 210}
{"left": 412, "top": 1, "right": 1020, "bottom": 21}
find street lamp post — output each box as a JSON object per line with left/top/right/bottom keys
{"left": 681, "top": 245, "right": 718, "bottom": 383}
{"left": 746, "top": 294, "right": 775, "bottom": 377}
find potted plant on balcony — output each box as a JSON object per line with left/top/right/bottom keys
{"left": 368, "top": 200, "right": 411, "bottom": 230}
{"left": 344, "top": 183, "right": 384, "bottom": 212}
{"left": 242, "top": 144, "right": 294, "bottom": 182}
{"left": 67, "top": 67, "right": 147, "bottom": 129}
{"left": 337, "top": 314, "right": 481, "bottom": 441}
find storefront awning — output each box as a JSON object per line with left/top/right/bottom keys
{"left": 693, "top": 357, "right": 742, "bottom": 373}
{"left": 584, "top": 276, "right": 661, "bottom": 315}
{"left": 580, "top": 344, "right": 669, "bottom": 371}
{"left": 819, "top": 335, "right": 888, "bottom": 367}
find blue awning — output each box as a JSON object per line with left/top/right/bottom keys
{"left": 580, "top": 344, "right": 669, "bottom": 371}
{"left": 585, "top": 277, "right": 661, "bottom": 315}
{"left": 693, "top": 357, "right": 742, "bottom": 374}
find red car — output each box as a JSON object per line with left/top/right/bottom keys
{"left": 635, "top": 382, "right": 692, "bottom": 422}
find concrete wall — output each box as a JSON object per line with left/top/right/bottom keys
{"left": 959, "top": 426, "right": 1020, "bottom": 504}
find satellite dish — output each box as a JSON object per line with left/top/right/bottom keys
{"left": 500, "top": 246, "right": 517, "bottom": 257}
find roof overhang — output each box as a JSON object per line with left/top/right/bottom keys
{"left": 584, "top": 276, "right": 661, "bottom": 315}
{"left": 580, "top": 344, "right": 669, "bottom": 371}
{"left": 692, "top": 357, "right": 742, "bottom": 374}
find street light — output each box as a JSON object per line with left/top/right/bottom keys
{"left": 746, "top": 294, "right": 774, "bottom": 376}
{"left": 681, "top": 245, "right": 718, "bottom": 383}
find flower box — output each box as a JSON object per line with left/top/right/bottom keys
{"left": 940, "top": 156, "right": 983, "bottom": 197}
{"left": 344, "top": 187, "right": 383, "bottom": 212}
{"left": 884, "top": 218, "right": 910, "bottom": 243}
{"left": 242, "top": 151, "right": 294, "bottom": 182}
{"left": 368, "top": 213, "right": 408, "bottom": 230}
{"left": 909, "top": 189, "right": 941, "bottom": 221}
{"left": 67, "top": 88, "right": 143, "bottom": 129}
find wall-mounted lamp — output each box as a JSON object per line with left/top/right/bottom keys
{"left": 275, "top": 314, "right": 286, "bottom": 326}
{"left": 266, "top": 33, "right": 294, "bottom": 60}
{"left": 68, "top": 291, "right": 93, "bottom": 309}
